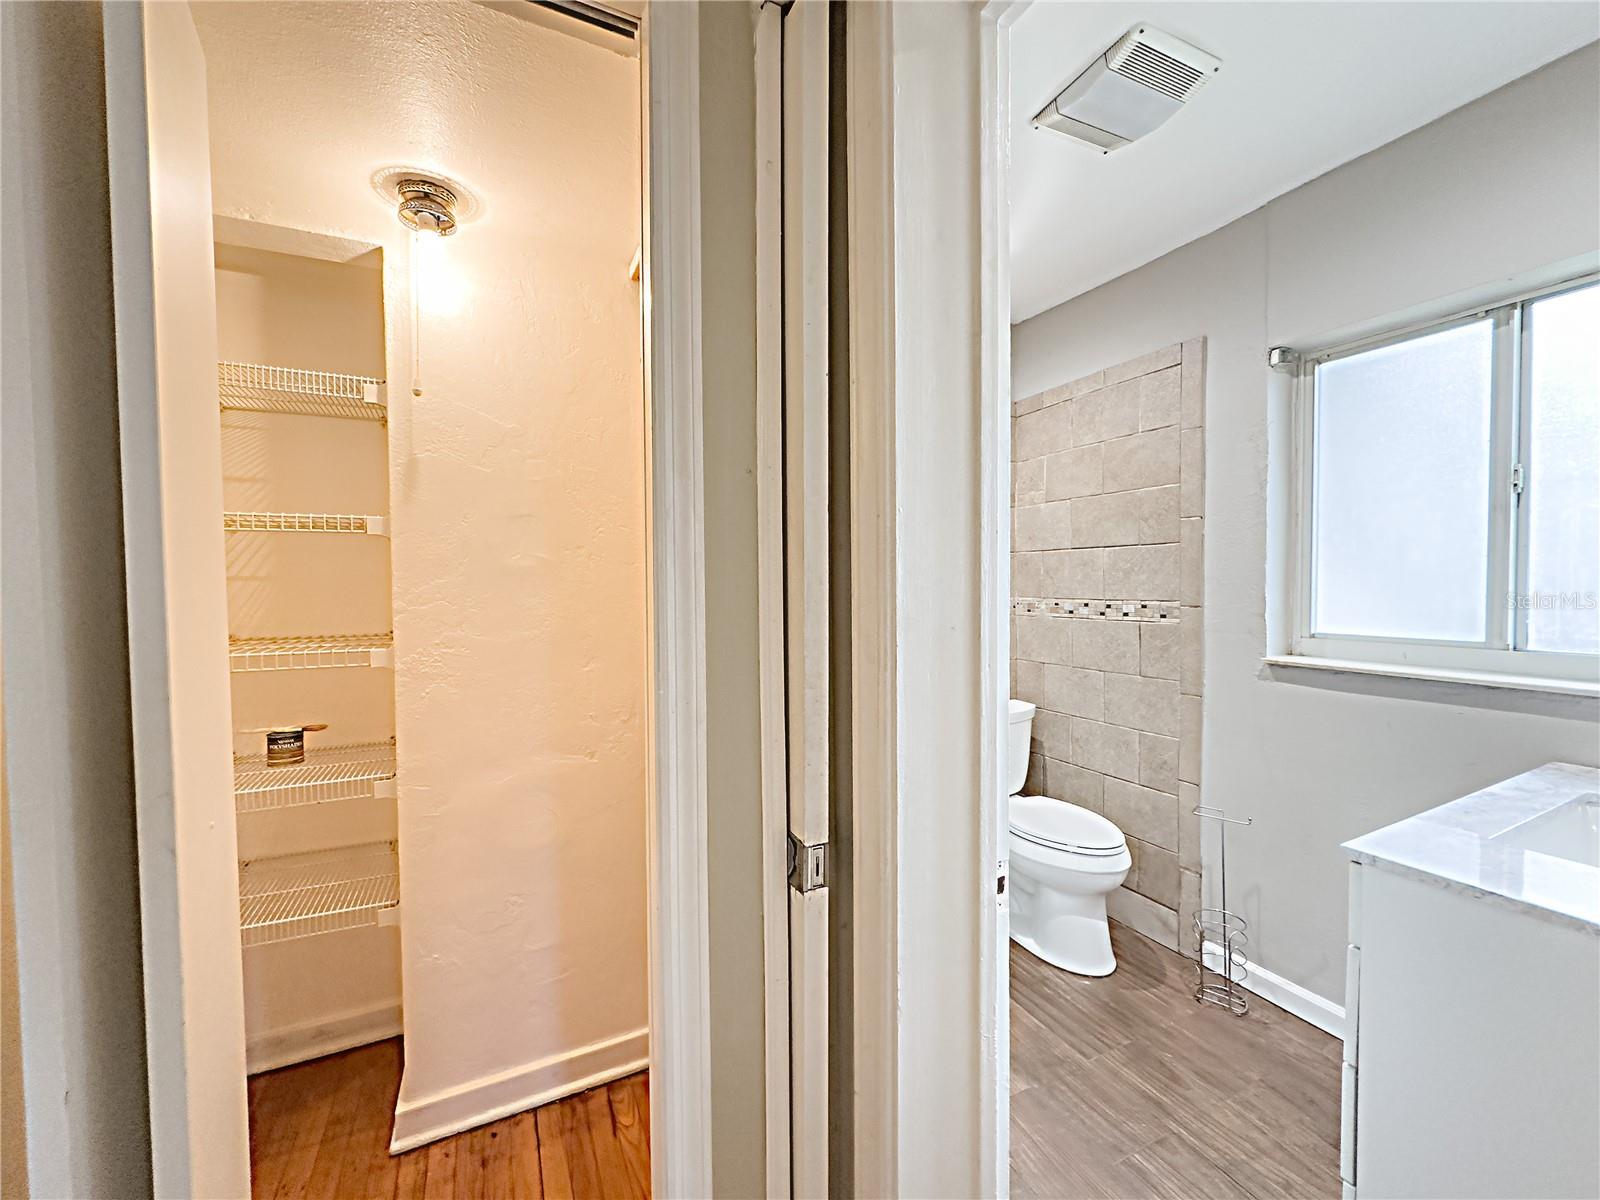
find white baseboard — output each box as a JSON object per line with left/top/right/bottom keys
{"left": 247, "top": 1000, "right": 403, "bottom": 1074}
{"left": 1203, "top": 941, "right": 1345, "bottom": 1039}
{"left": 388, "top": 1026, "right": 650, "bottom": 1154}
{"left": 1109, "top": 887, "right": 1180, "bottom": 953}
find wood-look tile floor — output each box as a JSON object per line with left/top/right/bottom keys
{"left": 1011, "top": 922, "right": 1342, "bottom": 1200}
{"left": 248, "top": 1039, "right": 648, "bottom": 1199}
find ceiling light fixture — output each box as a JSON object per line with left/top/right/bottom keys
{"left": 396, "top": 177, "right": 459, "bottom": 236}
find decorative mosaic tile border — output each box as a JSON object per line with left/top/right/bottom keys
{"left": 1011, "top": 598, "right": 1180, "bottom": 622}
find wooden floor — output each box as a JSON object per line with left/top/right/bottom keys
{"left": 248, "top": 1039, "right": 649, "bottom": 1199}
{"left": 1011, "top": 922, "right": 1342, "bottom": 1200}
{"left": 251, "top": 926, "right": 1331, "bottom": 1200}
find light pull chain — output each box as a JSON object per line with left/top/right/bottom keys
{"left": 409, "top": 230, "right": 423, "bottom": 398}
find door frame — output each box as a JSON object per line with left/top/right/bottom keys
{"left": 623, "top": 3, "right": 722, "bottom": 1197}
{"left": 103, "top": 3, "right": 250, "bottom": 1192}
{"left": 72, "top": 1, "right": 723, "bottom": 1196}
{"left": 753, "top": 2, "right": 792, "bottom": 1195}
{"left": 845, "top": 1, "right": 1026, "bottom": 1195}
{"left": 779, "top": 2, "right": 835, "bottom": 1196}
{"left": 841, "top": 2, "right": 896, "bottom": 1195}
{"left": 978, "top": 2, "right": 1028, "bottom": 1196}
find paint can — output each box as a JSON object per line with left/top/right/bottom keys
{"left": 254, "top": 724, "right": 329, "bottom": 767}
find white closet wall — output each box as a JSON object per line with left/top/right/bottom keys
{"left": 216, "top": 244, "right": 401, "bottom": 1068}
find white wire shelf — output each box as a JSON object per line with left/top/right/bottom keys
{"left": 219, "top": 361, "right": 386, "bottom": 421}
{"left": 234, "top": 741, "right": 397, "bottom": 813}
{"left": 223, "top": 512, "right": 389, "bottom": 536}
{"left": 239, "top": 841, "right": 399, "bottom": 946}
{"left": 229, "top": 633, "right": 394, "bottom": 672}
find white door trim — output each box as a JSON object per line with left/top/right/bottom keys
{"left": 978, "top": 3, "right": 1028, "bottom": 1195}
{"left": 103, "top": 4, "right": 253, "bottom": 1194}
{"left": 843, "top": 1, "right": 898, "bottom": 1195}
{"left": 782, "top": 3, "right": 833, "bottom": 1194}
{"left": 753, "top": 3, "right": 793, "bottom": 1195}
{"left": 846, "top": 3, "right": 1025, "bottom": 1194}
{"left": 102, "top": 15, "right": 198, "bottom": 1189}
{"left": 639, "top": 4, "right": 715, "bottom": 1197}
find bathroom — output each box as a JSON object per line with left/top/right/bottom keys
{"left": 1000, "top": 5, "right": 1600, "bottom": 1197}
{"left": 5, "top": 2, "right": 1599, "bottom": 1195}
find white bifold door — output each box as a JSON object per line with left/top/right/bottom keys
{"left": 756, "top": 0, "right": 835, "bottom": 1196}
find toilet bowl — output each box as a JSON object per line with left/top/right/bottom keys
{"left": 1006, "top": 699, "right": 1131, "bottom": 976}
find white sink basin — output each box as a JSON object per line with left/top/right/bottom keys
{"left": 1496, "top": 793, "right": 1600, "bottom": 868}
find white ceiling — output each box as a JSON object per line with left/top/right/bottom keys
{"left": 190, "top": 1, "right": 639, "bottom": 253}
{"left": 1009, "top": 3, "right": 1599, "bottom": 322}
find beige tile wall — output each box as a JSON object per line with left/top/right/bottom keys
{"left": 1011, "top": 339, "right": 1205, "bottom": 956}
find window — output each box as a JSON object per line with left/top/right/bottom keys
{"left": 1289, "top": 277, "right": 1599, "bottom": 691}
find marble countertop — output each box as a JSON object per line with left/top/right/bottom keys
{"left": 1344, "top": 761, "right": 1600, "bottom": 932}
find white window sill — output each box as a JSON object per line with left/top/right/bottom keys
{"left": 1262, "top": 654, "right": 1600, "bottom": 698}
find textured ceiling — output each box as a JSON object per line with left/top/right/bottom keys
{"left": 192, "top": 0, "right": 639, "bottom": 253}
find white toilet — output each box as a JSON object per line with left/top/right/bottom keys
{"left": 1006, "top": 699, "right": 1131, "bottom": 976}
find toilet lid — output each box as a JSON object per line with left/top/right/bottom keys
{"left": 1009, "top": 794, "right": 1127, "bottom": 855}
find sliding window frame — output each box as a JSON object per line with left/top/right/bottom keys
{"left": 1287, "top": 272, "right": 1599, "bottom": 690}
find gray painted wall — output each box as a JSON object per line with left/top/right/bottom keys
{"left": 1013, "top": 44, "right": 1600, "bottom": 1006}
{"left": 1, "top": 2, "right": 154, "bottom": 1194}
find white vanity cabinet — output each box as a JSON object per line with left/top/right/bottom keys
{"left": 1341, "top": 763, "right": 1600, "bottom": 1200}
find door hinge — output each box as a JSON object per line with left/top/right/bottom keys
{"left": 788, "top": 834, "right": 827, "bottom": 893}
{"left": 1511, "top": 462, "right": 1525, "bottom": 497}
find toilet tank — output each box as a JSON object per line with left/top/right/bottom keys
{"left": 1007, "top": 699, "right": 1036, "bottom": 795}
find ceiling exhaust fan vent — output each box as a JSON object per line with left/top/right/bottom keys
{"left": 1033, "top": 24, "right": 1221, "bottom": 153}
{"left": 1108, "top": 30, "right": 1209, "bottom": 101}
